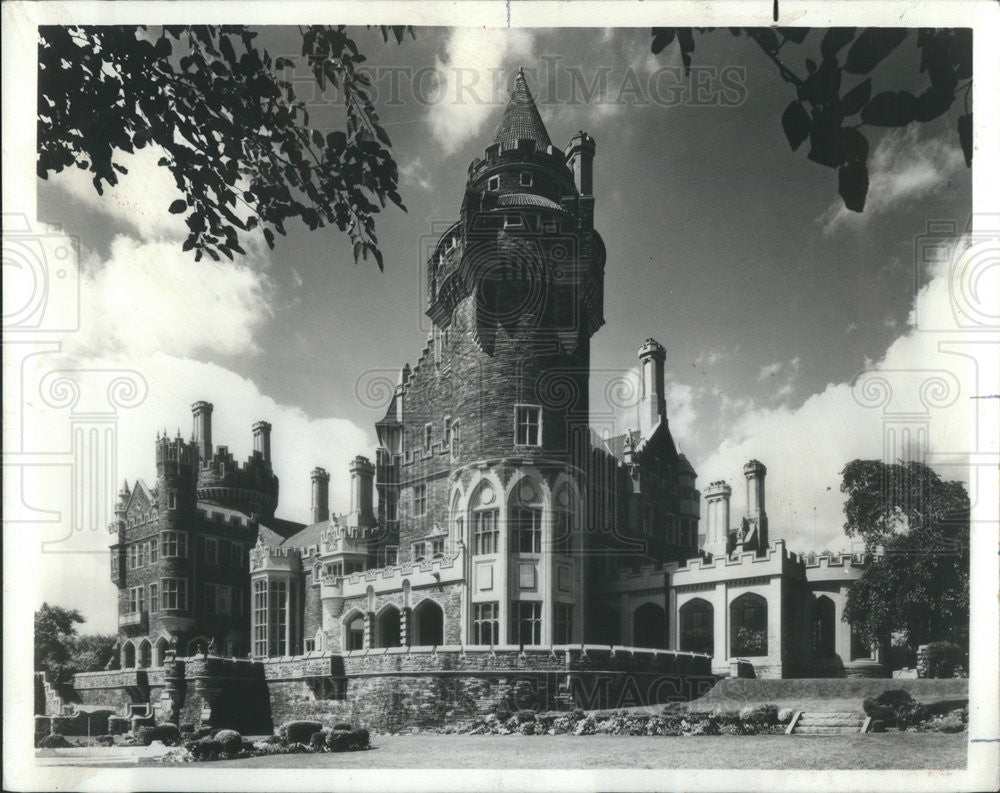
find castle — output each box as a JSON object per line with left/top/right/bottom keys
{"left": 89, "top": 70, "right": 885, "bottom": 732}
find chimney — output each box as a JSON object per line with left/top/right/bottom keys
{"left": 637, "top": 339, "right": 667, "bottom": 441}
{"left": 252, "top": 421, "right": 272, "bottom": 463}
{"left": 742, "top": 460, "right": 769, "bottom": 552}
{"left": 311, "top": 467, "right": 330, "bottom": 524}
{"left": 191, "top": 401, "right": 213, "bottom": 463}
{"left": 348, "top": 456, "right": 377, "bottom": 529}
{"left": 703, "top": 480, "right": 731, "bottom": 558}
{"left": 565, "top": 131, "right": 596, "bottom": 196}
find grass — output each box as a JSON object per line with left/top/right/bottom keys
{"left": 206, "top": 732, "right": 967, "bottom": 770}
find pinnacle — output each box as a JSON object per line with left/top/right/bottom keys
{"left": 491, "top": 68, "right": 552, "bottom": 151}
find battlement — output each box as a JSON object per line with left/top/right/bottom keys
{"left": 154, "top": 434, "right": 197, "bottom": 466}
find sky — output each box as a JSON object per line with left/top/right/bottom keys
{"left": 18, "top": 25, "right": 984, "bottom": 633}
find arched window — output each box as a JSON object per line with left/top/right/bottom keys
{"left": 471, "top": 483, "right": 499, "bottom": 556}
{"left": 552, "top": 485, "right": 574, "bottom": 555}
{"left": 811, "top": 596, "right": 836, "bottom": 657}
{"left": 510, "top": 478, "right": 543, "bottom": 554}
{"left": 154, "top": 637, "right": 170, "bottom": 667}
{"left": 138, "top": 640, "right": 152, "bottom": 668}
{"left": 412, "top": 599, "right": 444, "bottom": 646}
{"left": 633, "top": 602, "right": 667, "bottom": 649}
{"left": 376, "top": 605, "right": 401, "bottom": 648}
{"left": 730, "top": 593, "right": 768, "bottom": 656}
{"left": 344, "top": 611, "right": 365, "bottom": 651}
{"left": 122, "top": 642, "right": 136, "bottom": 669}
{"left": 679, "top": 599, "right": 714, "bottom": 655}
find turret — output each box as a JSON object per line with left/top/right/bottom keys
{"left": 703, "top": 480, "right": 731, "bottom": 558}
{"left": 739, "top": 460, "right": 769, "bottom": 553}
{"left": 311, "top": 467, "right": 330, "bottom": 525}
{"left": 637, "top": 339, "right": 667, "bottom": 442}
{"left": 565, "top": 130, "right": 596, "bottom": 196}
{"left": 252, "top": 420, "right": 272, "bottom": 464}
{"left": 191, "top": 401, "right": 213, "bottom": 463}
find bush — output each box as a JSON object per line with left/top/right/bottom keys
{"left": 37, "top": 733, "right": 71, "bottom": 749}
{"left": 863, "top": 690, "right": 929, "bottom": 729}
{"left": 777, "top": 708, "right": 794, "bottom": 724}
{"left": 348, "top": 728, "right": 370, "bottom": 750}
{"left": 214, "top": 729, "right": 243, "bottom": 755}
{"left": 284, "top": 720, "right": 323, "bottom": 745}
{"left": 309, "top": 730, "right": 328, "bottom": 752}
{"left": 515, "top": 709, "right": 536, "bottom": 724}
{"left": 187, "top": 738, "right": 225, "bottom": 761}
{"left": 135, "top": 723, "right": 179, "bottom": 747}
{"left": 870, "top": 719, "right": 886, "bottom": 733}
{"left": 265, "top": 734, "right": 284, "bottom": 744}
{"left": 332, "top": 721, "right": 353, "bottom": 732}
{"left": 178, "top": 723, "right": 194, "bottom": 734}
{"left": 326, "top": 730, "right": 350, "bottom": 752}
{"left": 924, "top": 642, "right": 966, "bottom": 679}
{"left": 916, "top": 708, "right": 968, "bottom": 733}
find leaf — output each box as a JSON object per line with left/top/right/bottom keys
{"left": 778, "top": 27, "right": 809, "bottom": 44}
{"left": 839, "top": 78, "right": 871, "bottom": 116}
{"left": 676, "top": 29, "right": 695, "bottom": 74}
{"left": 913, "top": 86, "right": 954, "bottom": 122}
{"left": 263, "top": 227, "right": 275, "bottom": 249}
{"left": 805, "top": 58, "right": 817, "bottom": 74}
{"left": 168, "top": 199, "right": 187, "bottom": 214}
{"left": 807, "top": 110, "right": 842, "bottom": 168}
{"left": 957, "top": 114, "right": 972, "bottom": 167}
{"left": 844, "top": 28, "right": 908, "bottom": 75}
{"left": 755, "top": 29, "right": 780, "bottom": 54}
{"left": 821, "top": 28, "right": 855, "bottom": 59}
{"left": 781, "top": 101, "right": 811, "bottom": 151}
{"left": 860, "top": 91, "right": 916, "bottom": 126}
{"left": 839, "top": 127, "right": 869, "bottom": 164}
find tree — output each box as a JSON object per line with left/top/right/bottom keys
{"left": 651, "top": 28, "right": 972, "bottom": 213}
{"left": 38, "top": 25, "right": 411, "bottom": 268}
{"left": 838, "top": 459, "right": 969, "bottom": 650}
{"left": 71, "top": 634, "right": 119, "bottom": 673}
{"left": 34, "top": 602, "right": 85, "bottom": 681}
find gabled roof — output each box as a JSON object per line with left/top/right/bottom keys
{"left": 124, "top": 479, "right": 156, "bottom": 512}
{"left": 492, "top": 68, "right": 552, "bottom": 151}
{"left": 280, "top": 520, "right": 330, "bottom": 551}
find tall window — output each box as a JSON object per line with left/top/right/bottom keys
{"left": 137, "top": 541, "right": 147, "bottom": 568}
{"left": 162, "top": 532, "right": 187, "bottom": 558}
{"left": 233, "top": 588, "right": 243, "bottom": 617}
{"left": 149, "top": 583, "right": 159, "bottom": 614}
{"left": 128, "top": 586, "right": 146, "bottom": 614}
{"left": 110, "top": 551, "right": 119, "bottom": 576}
{"left": 346, "top": 614, "right": 365, "bottom": 650}
{"left": 431, "top": 538, "right": 445, "bottom": 558}
{"left": 511, "top": 601, "right": 542, "bottom": 645}
{"left": 230, "top": 542, "right": 242, "bottom": 568}
{"left": 204, "top": 583, "right": 217, "bottom": 614}
{"left": 450, "top": 421, "right": 460, "bottom": 458}
{"left": 512, "top": 508, "right": 542, "bottom": 553}
{"left": 149, "top": 537, "right": 158, "bottom": 563}
{"left": 253, "top": 580, "right": 268, "bottom": 656}
{"left": 424, "top": 423, "right": 433, "bottom": 449}
{"left": 474, "top": 509, "right": 498, "bottom": 555}
{"left": 161, "top": 578, "right": 188, "bottom": 611}
{"left": 555, "top": 603, "right": 573, "bottom": 644}
{"left": 553, "top": 510, "right": 571, "bottom": 555}
{"left": 414, "top": 484, "right": 427, "bottom": 516}
{"left": 204, "top": 537, "right": 218, "bottom": 565}
{"left": 413, "top": 542, "right": 426, "bottom": 562}
{"left": 443, "top": 416, "right": 451, "bottom": 445}
{"left": 472, "top": 602, "right": 499, "bottom": 645}
{"left": 515, "top": 405, "right": 541, "bottom": 446}
{"left": 268, "top": 580, "right": 288, "bottom": 656}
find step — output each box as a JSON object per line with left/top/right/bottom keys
{"left": 797, "top": 717, "right": 864, "bottom": 727}
{"left": 794, "top": 725, "right": 862, "bottom": 735}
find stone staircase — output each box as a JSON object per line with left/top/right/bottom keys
{"left": 789, "top": 711, "right": 866, "bottom": 735}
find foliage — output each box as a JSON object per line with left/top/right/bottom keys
{"left": 214, "top": 728, "right": 243, "bottom": 755}
{"left": 309, "top": 730, "right": 329, "bottom": 751}
{"left": 922, "top": 641, "right": 966, "bottom": 678}
{"left": 733, "top": 626, "right": 767, "bottom": 656}
{"left": 282, "top": 719, "right": 323, "bottom": 745}
{"left": 136, "top": 723, "right": 180, "bottom": 746}
{"left": 38, "top": 25, "right": 411, "bottom": 268}
{"left": 69, "top": 633, "right": 118, "bottom": 673}
{"left": 651, "top": 28, "right": 971, "bottom": 213}
{"left": 680, "top": 627, "right": 714, "bottom": 656}
{"left": 862, "top": 689, "right": 930, "bottom": 729}
{"left": 34, "top": 603, "right": 85, "bottom": 682}
{"left": 37, "top": 733, "right": 71, "bottom": 749}
{"left": 839, "top": 460, "right": 969, "bottom": 649}
{"left": 914, "top": 707, "right": 967, "bottom": 733}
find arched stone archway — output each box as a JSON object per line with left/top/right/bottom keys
{"left": 376, "top": 605, "right": 402, "bottom": 648}
{"left": 633, "top": 602, "right": 667, "bottom": 649}
{"left": 343, "top": 610, "right": 366, "bottom": 651}
{"left": 412, "top": 599, "right": 444, "bottom": 646}
{"left": 122, "top": 642, "right": 136, "bottom": 669}
{"left": 812, "top": 596, "right": 836, "bottom": 657}
{"left": 730, "top": 593, "right": 768, "bottom": 656}
{"left": 679, "top": 598, "right": 714, "bottom": 655}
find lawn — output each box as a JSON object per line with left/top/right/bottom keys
{"left": 208, "top": 732, "right": 967, "bottom": 770}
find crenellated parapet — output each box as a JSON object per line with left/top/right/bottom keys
{"left": 250, "top": 541, "right": 302, "bottom": 573}
{"left": 197, "top": 445, "right": 279, "bottom": 518}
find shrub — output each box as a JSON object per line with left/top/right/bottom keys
{"left": 870, "top": 719, "right": 886, "bottom": 733}
{"left": 333, "top": 721, "right": 353, "bottom": 732}
{"left": 135, "top": 723, "right": 180, "bottom": 746}
{"left": 916, "top": 708, "right": 968, "bottom": 733}
{"left": 326, "top": 730, "right": 350, "bottom": 752}
{"left": 96, "top": 734, "right": 116, "bottom": 746}
{"left": 214, "top": 729, "right": 243, "bottom": 755}
{"left": 924, "top": 642, "right": 966, "bottom": 679}
{"left": 515, "top": 709, "right": 536, "bottom": 724}
{"left": 309, "top": 730, "right": 328, "bottom": 752}
{"left": 348, "top": 728, "right": 370, "bottom": 750}
{"left": 178, "top": 723, "right": 195, "bottom": 734}
{"left": 37, "top": 733, "right": 71, "bottom": 749}
{"left": 187, "top": 738, "right": 223, "bottom": 761}
{"left": 863, "top": 690, "right": 931, "bottom": 729}
{"left": 285, "top": 720, "right": 323, "bottom": 745}
{"left": 777, "top": 708, "right": 794, "bottom": 724}
{"left": 265, "top": 734, "right": 284, "bottom": 745}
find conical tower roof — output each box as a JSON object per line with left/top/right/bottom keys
{"left": 492, "top": 67, "right": 552, "bottom": 151}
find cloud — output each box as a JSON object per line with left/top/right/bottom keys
{"left": 695, "top": 349, "right": 725, "bottom": 367}
{"left": 426, "top": 29, "right": 537, "bottom": 154}
{"left": 398, "top": 156, "right": 434, "bottom": 192}
{"left": 758, "top": 361, "right": 784, "bottom": 381}
{"left": 822, "top": 126, "right": 965, "bottom": 234}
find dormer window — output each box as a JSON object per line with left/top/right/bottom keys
{"left": 487, "top": 175, "right": 500, "bottom": 191}
{"left": 504, "top": 214, "right": 523, "bottom": 229}
{"left": 519, "top": 171, "right": 533, "bottom": 187}
{"left": 413, "top": 542, "right": 426, "bottom": 562}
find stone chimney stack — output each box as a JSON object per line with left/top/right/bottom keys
{"left": 252, "top": 421, "right": 272, "bottom": 463}
{"left": 703, "top": 480, "right": 732, "bottom": 558}
{"left": 741, "top": 459, "right": 769, "bottom": 552}
{"left": 565, "top": 130, "right": 596, "bottom": 196}
{"left": 348, "top": 456, "right": 377, "bottom": 529}
{"left": 191, "top": 401, "right": 213, "bottom": 463}
{"left": 311, "top": 467, "right": 330, "bottom": 524}
{"left": 637, "top": 339, "right": 667, "bottom": 442}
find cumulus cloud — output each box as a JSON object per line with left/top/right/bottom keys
{"left": 822, "top": 126, "right": 965, "bottom": 234}
{"left": 427, "top": 28, "right": 537, "bottom": 154}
